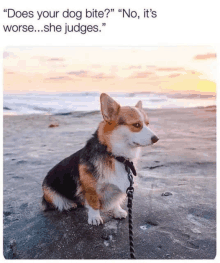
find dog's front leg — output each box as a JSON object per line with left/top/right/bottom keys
{"left": 86, "top": 203, "right": 103, "bottom": 225}
{"left": 113, "top": 204, "right": 127, "bottom": 219}
{"left": 79, "top": 164, "right": 103, "bottom": 225}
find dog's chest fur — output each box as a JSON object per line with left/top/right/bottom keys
{"left": 97, "top": 160, "right": 130, "bottom": 193}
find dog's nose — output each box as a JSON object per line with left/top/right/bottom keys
{"left": 151, "top": 135, "right": 159, "bottom": 144}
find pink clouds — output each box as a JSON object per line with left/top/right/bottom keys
{"left": 129, "top": 71, "right": 153, "bottom": 78}
{"left": 157, "top": 67, "right": 185, "bottom": 71}
{"left": 168, "top": 73, "right": 181, "bottom": 78}
{"left": 194, "top": 53, "right": 216, "bottom": 60}
{"left": 67, "top": 70, "right": 89, "bottom": 77}
{"left": 47, "top": 58, "right": 65, "bottom": 62}
{"left": 44, "top": 76, "right": 73, "bottom": 81}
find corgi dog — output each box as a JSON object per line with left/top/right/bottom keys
{"left": 42, "top": 93, "right": 159, "bottom": 225}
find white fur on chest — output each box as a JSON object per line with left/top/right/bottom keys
{"left": 102, "top": 161, "right": 130, "bottom": 193}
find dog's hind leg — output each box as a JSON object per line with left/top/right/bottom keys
{"left": 42, "top": 186, "right": 77, "bottom": 211}
{"left": 42, "top": 195, "right": 55, "bottom": 211}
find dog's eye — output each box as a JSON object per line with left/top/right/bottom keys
{"left": 133, "top": 123, "right": 141, "bottom": 128}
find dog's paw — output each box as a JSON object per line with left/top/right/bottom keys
{"left": 88, "top": 215, "right": 103, "bottom": 226}
{"left": 113, "top": 207, "right": 127, "bottom": 219}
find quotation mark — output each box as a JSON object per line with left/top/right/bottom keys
{"left": 4, "top": 9, "right": 7, "bottom": 12}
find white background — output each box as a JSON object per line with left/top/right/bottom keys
{"left": 0, "top": 0, "right": 220, "bottom": 46}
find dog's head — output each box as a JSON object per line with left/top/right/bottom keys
{"left": 98, "top": 93, "right": 159, "bottom": 155}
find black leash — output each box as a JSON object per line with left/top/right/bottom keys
{"left": 107, "top": 152, "right": 137, "bottom": 259}
{"left": 125, "top": 163, "right": 136, "bottom": 259}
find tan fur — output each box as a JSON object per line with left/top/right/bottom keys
{"left": 119, "top": 106, "right": 144, "bottom": 132}
{"left": 79, "top": 164, "right": 101, "bottom": 210}
{"left": 95, "top": 155, "right": 115, "bottom": 180}
{"left": 97, "top": 121, "right": 116, "bottom": 152}
{"left": 43, "top": 185, "right": 78, "bottom": 210}
{"left": 138, "top": 108, "right": 150, "bottom": 126}
{"left": 103, "top": 154, "right": 115, "bottom": 172}
{"left": 43, "top": 186, "right": 54, "bottom": 204}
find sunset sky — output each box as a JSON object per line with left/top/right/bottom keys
{"left": 3, "top": 46, "right": 216, "bottom": 94}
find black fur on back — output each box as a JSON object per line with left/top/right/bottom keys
{"left": 80, "top": 130, "right": 109, "bottom": 178}
{"left": 42, "top": 130, "right": 109, "bottom": 202}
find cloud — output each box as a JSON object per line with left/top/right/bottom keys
{"left": 168, "top": 73, "right": 181, "bottom": 78}
{"left": 129, "top": 71, "right": 153, "bottom": 78}
{"left": 3, "top": 51, "right": 17, "bottom": 59}
{"left": 188, "top": 70, "right": 201, "bottom": 76}
{"left": 67, "top": 70, "right": 89, "bottom": 77}
{"left": 124, "top": 65, "right": 142, "bottom": 70}
{"left": 44, "top": 76, "right": 72, "bottom": 81}
{"left": 5, "top": 71, "right": 15, "bottom": 74}
{"left": 67, "top": 70, "right": 114, "bottom": 80}
{"left": 92, "top": 73, "right": 114, "bottom": 79}
{"left": 194, "top": 53, "right": 216, "bottom": 60}
{"left": 157, "top": 67, "right": 185, "bottom": 71}
{"left": 146, "top": 65, "right": 156, "bottom": 68}
{"left": 47, "top": 58, "right": 65, "bottom": 62}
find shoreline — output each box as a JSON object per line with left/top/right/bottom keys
{"left": 3, "top": 104, "right": 216, "bottom": 117}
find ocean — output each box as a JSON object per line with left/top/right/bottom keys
{"left": 3, "top": 92, "right": 216, "bottom": 115}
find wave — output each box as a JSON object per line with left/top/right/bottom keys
{"left": 3, "top": 92, "right": 216, "bottom": 115}
{"left": 55, "top": 110, "right": 100, "bottom": 117}
{"left": 3, "top": 106, "right": 12, "bottom": 110}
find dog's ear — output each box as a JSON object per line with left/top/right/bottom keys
{"left": 135, "top": 100, "right": 143, "bottom": 109}
{"left": 100, "top": 93, "right": 120, "bottom": 123}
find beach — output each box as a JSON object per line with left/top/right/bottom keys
{"left": 3, "top": 106, "right": 216, "bottom": 259}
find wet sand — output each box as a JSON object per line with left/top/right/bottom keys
{"left": 3, "top": 106, "right": 216, "bottom": 259}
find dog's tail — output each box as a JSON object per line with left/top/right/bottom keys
{"left": 42, "top": 195, "right": 55, "bottom": 211}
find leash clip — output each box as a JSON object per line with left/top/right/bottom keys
{"left": 127, "top": 168, "right": 134, "bottom": 184}
{"left": 126, "top": 186, "right": 134, "bottom": 195}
